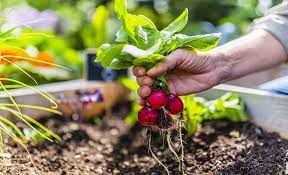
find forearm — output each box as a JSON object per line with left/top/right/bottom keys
{"left": 214, "top": 29, "right": 287, "bottom": 82}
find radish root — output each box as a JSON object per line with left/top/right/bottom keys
{"left": 166, "top": 130, "right": 181, "bottom": 171}
{"left": 148, "top": 129, "right": 170, "bottom": 175}
{"left": 179, "top": 120, "right": 186, "bottom": 175}
{"left": 147, "top": 118, "right": 186, "bottom": 175}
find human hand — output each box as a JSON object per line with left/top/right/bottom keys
{"left": 132, "top": 49, "right": 232, "bottom": 105}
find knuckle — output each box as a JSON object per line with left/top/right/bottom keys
{"left": 137, "top": 76, "right": 153, "bottom": 86}
{"left": 175, "top": 49, "right": 190, "bottom": 61}
{"left": 137, "top": 87, "right": 143, "bottom": 96}
{"left": 136, "top": 77, "right": 142, "bottom": 84}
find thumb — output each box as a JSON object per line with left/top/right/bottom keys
{"left": 146, "top": 50, "right": 183, "bottom": 77}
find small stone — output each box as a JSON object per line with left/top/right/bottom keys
{"left": 74, "top": 155, "right": 81, "bottom": 159}
{"left": 100, "top": 138, "right": 108, "bottom": 144}
{"left": 110, "top": 128, "right": 119, "bottom": 136}
{"left": 229, "top": 131, "right": 240, "bottom": 138}
{"left": 70, "top": 123, "right": 79, "bottom": 130}
{"left": 63, "top": 133, "right": 72, "bottom": 140}
{"left": 255, "top": 127, "right": 263, "bottom": 137}
{"left": 95, "top": 167, "right": 103, "bottom": 174}
{"left": 113, "top": 169, "right": 120, "bottom": 174}
{"left": 94, "top": 153, "right": 104, "bottom": 161}
{"left": 123, "top": 161, "right": 129, "bottom": 166}
{"left": 121, "top": 149, "right": 128, "bottom": 155}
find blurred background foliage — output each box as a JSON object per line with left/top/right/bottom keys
{"left": 0, "top": 0, "right": 283, "bottom": 84}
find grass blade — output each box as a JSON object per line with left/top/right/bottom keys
{"left": 0, "top": 78, "right": 57, "bottom": 108}
{"left": 0, "top": 115, "right": 26, "bottom": 142}
{"left": 0, "top": 105, "right": 54, "bottom": 142}
{"left": 1, "top": 55, "right": 71, "bottom": 70}
{"left": 0, "top": 81, "right": 22, "bottom": 118}
{"left": 0, "top": 103, "right": 62, "bottom": 115}
{"left": 0, "top": 57, "right": 38, "bottom": 85}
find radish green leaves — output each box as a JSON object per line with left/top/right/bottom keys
{"left": 96, "top": 0, "right": 221, "bottom": 70}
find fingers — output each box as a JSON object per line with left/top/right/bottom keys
{"left": 136, "top": 76, "right": 154, "bottom": 86}
{"left": 146, "top": 59, "right": 175, "bottom": 77}
{"left": 146, "top": 49, "right": 184, "bottom": 77}
{"left": 166, "top": 79, "right": 177, "bottom": 95}
{"left": 137, "top": 86, "right": 151, "bottom": 98}
{"left": 132, "top": 66, "right": 146, "bottom": 76}
{"left": 136, "top": 98, "right": 145, "bottom": 106}
{"left": 133, "top": 66, "right": 153, "bottom": 102}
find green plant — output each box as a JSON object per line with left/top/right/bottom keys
{"left": 0, "top": 22, "right": 65, "bottom": 170}
{"left": 183, "top": 92, "right": 246, "bottom": 134}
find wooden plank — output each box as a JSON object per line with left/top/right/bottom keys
{"left": 197, "top": 84, "right": 288, "bottom": 139}
{"left": 0, "top": 79, "right": 129, "bottom": 120}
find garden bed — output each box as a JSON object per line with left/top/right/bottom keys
{"left": 2, "top": 114, "right": 287, "bottom": 175}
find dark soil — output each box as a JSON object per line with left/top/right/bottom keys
{"left": 1, "top": 115, "right": 288, "bottom": 175}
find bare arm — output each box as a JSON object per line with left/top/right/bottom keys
{"left": 214, "top": 29, "right": 287, "bottom": 83}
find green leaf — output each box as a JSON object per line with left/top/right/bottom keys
{"left": 109, "top": 59, "right": 133, "bottom": 69}
{"left": 134, "top": 26, "right": 160, "bottom": 49}
{"left": 122, "top": 39, "right": 162, "bottom": 58}
{"left": 115, "top": 26, "right": 129, "bottom": 43}
{"left": 114, "top": 0, "right": 157, "bottom": 42}
{"left": 153, "top": 75, "right": 169, "bottom": 92}
{"left": 0, "top": 26, "right": 18, "bottom": 38}
{"left": 158, "top": 38, "right": 177, "bottom": 54}
{"left": 114, "top": 0, "right": 127, "bottom": 18}
{"left": 173, "top": 33, "right": 222, "bottom": 51}
{"left": 96, "top": 44, "right": 125, "bottom": 67}
{"left": 133, "top": 54, "right": 163, "bottom": 68}
{"left": 161, "top": 8, "right": 188, "bottom": 40}
{"left": 186, "top": 115, "right": 203, "bottom": 134}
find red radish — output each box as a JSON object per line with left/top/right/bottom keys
{"left": 147, "top": 89, "right": 168, "bottom": 109}
{"left": 138, "top": 106, "right": 160, "bottom": 126}
{"left": 166, "top": 94, "right": 184, "bottom": 115}
{"left": 157, "top": 109, "right": 174, "bottom": 129}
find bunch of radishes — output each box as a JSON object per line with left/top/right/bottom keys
{"left": 138, "top": 89, "right": 183, "bottom": 129}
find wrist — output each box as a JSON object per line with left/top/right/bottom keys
{"left": 208, "top": 49, "right": 235, "bottom": 84}
{"left": 211, "top": 30, "right": 287, "bottom": 84}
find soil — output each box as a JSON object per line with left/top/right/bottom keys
{"left": 1, "top": 114, "right": 288, "bottom": 175}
